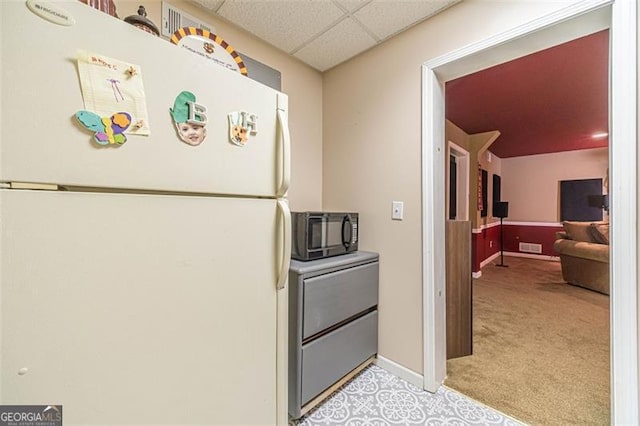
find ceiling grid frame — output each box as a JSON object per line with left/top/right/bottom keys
{"left": 192, "top": 0, "right": 460, "bottom": 71}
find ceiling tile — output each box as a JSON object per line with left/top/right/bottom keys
{"left": 354, "top": 0, "right": 458, "bottom": 40}
{"left": 294, "top": 17, "right": 377, "bottom": 71}
{"left": 192, "top": 0, "right": 225, "bottom": 13}
{"left": 333, "top": 0, "right": 371, "bottom": 12}
{"left": 216, "top": 0, "right": 345, "bottom": 53}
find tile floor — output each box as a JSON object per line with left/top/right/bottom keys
{"left": 292, "top": 364, "right": 524, "bottom": 426}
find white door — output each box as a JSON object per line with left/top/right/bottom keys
{"left": 0, "top": 189, "right": 284, "bottom": 424}
{"left": 1, "top": 1, "right": 287, "bottom": 198}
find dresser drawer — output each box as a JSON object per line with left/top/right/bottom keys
{"left": 300, "top": 310, "right": 378, "bottom": 405}
{"left": 302, "top": 262, "right": 378, "bottom": 339}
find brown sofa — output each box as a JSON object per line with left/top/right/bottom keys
{"left": 553, "top": 221, "right": 609, "bottom": 295}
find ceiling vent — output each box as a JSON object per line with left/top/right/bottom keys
{"left": 161, "top": 2, "right": 214, "bottom": 38}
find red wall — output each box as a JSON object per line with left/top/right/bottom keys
{"left": 472, "top": 224, "right": 501, "bottom": 272}
{"left": 503, "top": 224, "right": 563, "bottom": 256}
{"left": 472, "top": 223, "right": 562, "bottom": 272}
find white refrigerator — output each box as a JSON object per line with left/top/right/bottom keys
{"left": 0, "top": 1, "right": 291, "bottom": 424}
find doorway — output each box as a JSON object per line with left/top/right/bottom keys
{"left": 447, "top": 141, "right": 469, "bottom": 221}
{"left": 421, "top": 1, "right": 637, "bottom": 424}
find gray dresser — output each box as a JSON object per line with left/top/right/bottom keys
{"left": 288, "top": 251, "right": 379, "bottom": 418}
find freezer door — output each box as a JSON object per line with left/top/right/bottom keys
{"left": 0, "top": 190, "right": 286, "bottom": 424}
{"left": 0, "top": 2, "right": 289, "bottom": 198}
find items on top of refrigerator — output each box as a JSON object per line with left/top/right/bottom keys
{"left": 123, "top": 6, "right": 159, "bottom": 36}
{"left": 170, "top": 27, "right": 248, "bottom": 76}
{"left": 78, "top": 0, "right": 117, "bottom": 17}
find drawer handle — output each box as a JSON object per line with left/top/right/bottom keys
{"left": 276, "top": 198, "right": 291, "bottom": 290}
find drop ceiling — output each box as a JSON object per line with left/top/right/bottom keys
{"left": 193, "top": 0, "right": 460, "bottom": 71}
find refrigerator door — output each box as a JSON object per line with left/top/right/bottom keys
{"left": 0, "top": 189, "right": 286, "bottom": 424}
{"left": 0, "top": 1, "right": 289, "bottom": 198}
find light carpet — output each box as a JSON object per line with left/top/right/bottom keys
{"left": 445, "top": 257, "right": 610, "bottom": 425}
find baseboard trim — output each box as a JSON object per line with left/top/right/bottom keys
{"left": 476, "top": 252, "right": 558, "bottom": 275}
{"left": 474, "top": 252, "right": 500, "bottom": 276}
{"left": 504, "top": 251, "right": 560, "bottom": 261}
{"left": 503, "top": 221, "right": 562, "bottom": 227}
{"left": 375, "top": 355, "right": 424, "bottom": 389}
{"left": 480, "top": 251, "right": 501, "bottom": 268}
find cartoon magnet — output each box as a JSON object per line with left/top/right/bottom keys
{"left": 75, "top": 110, "right": 131, "bottom": 146}
{"left": 126, "top": 66, "right": 138, "bottom": 77}
{"left": 228, "top": 111, "right": 258, "bottom": 146}
{"left": 170, "top": 91, "right": 207, "bottom": 146}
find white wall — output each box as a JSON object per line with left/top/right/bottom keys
{"left": 501, "top": 148, "right": 608, "bottom": 222}
{"left": 322, "top": 0, "right": 583, "bottom": 374}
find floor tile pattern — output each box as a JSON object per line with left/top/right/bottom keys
{"left": 293, "top": 364, "right": 523, "bottom": 426}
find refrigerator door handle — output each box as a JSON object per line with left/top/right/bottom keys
{"left": 276, "top": 109, "right": 291, "bottom": 198}
{"left": 276, "top": 198, "right": 291, "bottom": 290}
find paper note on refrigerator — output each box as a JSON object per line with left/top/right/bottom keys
{"left": 77, "top": 50, "right": 150, "bottom": 135}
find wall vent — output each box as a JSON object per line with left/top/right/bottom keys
{"left": 519, "top": 242, "right": 542, "bottom": 254}
{"left": 161, "top": 2, "right": 214, "bottom": 38}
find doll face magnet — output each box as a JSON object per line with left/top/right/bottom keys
{"left": 170, "top": 91, "right": 207, "bottom": 146}
{"left": 177, "top": 121, "right": 206, "bottom": 145}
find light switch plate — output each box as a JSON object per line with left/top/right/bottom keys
{"left": 392, "top": 201, "right": 404, "bottom": 220}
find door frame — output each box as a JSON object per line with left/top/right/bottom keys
{"left": 421, "top": 0, "right": 637, "bottom": 423}
{"left": 447, "top": 141, "right": 470, "bottom": 221}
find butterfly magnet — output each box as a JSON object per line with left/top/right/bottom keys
{"left": 75, "top": 110, "right": 132, "bottom": 146}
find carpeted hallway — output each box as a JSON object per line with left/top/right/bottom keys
{"left": 445, "top": 256, "right": 610, "bottom": 425}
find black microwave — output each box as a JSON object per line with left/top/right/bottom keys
{"left": 291, "top": 212, "right": 359, "bottom": 261}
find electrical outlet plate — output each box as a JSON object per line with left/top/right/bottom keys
{"left": 392, "top": 201, "right": 404, "bottom": 220}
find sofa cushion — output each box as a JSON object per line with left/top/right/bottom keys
{"left": 562, "top": 221, "right": 594, "bottom": 243}
{"left": 589, "top": 223, "right": 610, "bottom": 245}
{"left": 554, "top": 238, "right": 609, "bottom": 263}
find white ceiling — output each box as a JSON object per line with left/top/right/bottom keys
{"left": 192, "top": 0, "right": 460, "bottom": 72}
